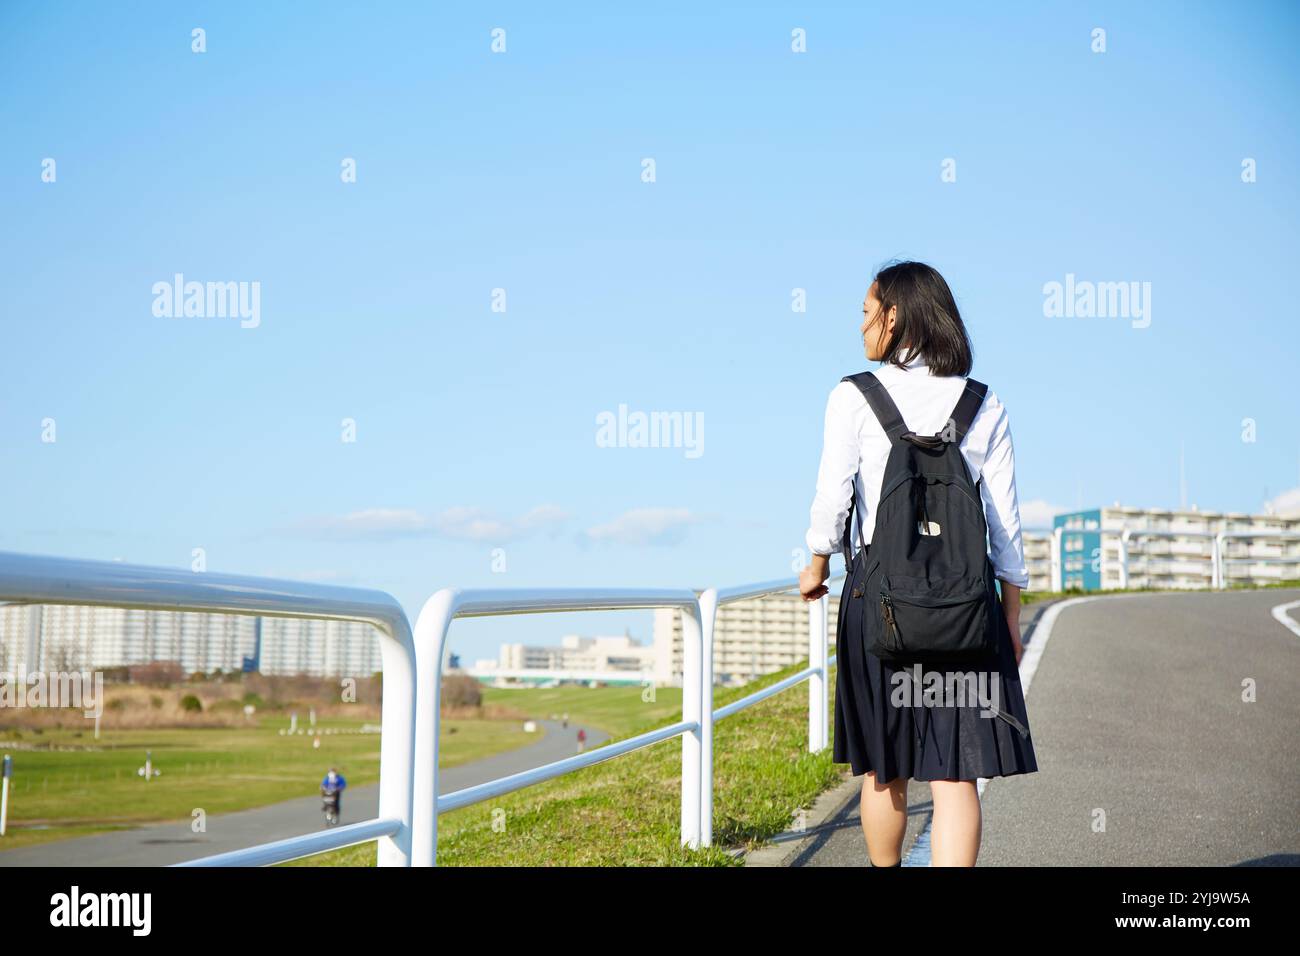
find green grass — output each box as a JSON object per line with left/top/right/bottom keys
{"left": 286, "top": 659, "right": 844, "bottom": 867}
{"left": 479, "top": 683, "right": 684, "bottom": 739}
{"left": 1020, "top": 579, "right": 1300, "bottom": 606}
{"left": 0, "top": 715, "right": 536, "bottom": 851}
{"left": 289, "top": 582, "right": 1300, "bottom": 867}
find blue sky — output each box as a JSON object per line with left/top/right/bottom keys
{"left": 2, "top": 1, "right": 1298, "bottom": 664}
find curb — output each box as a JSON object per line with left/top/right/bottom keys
{"left": 738, "top": 769, "right": 861, "bottom": 867}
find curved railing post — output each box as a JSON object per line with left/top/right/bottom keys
{"left": 0, "top": 550, "right": 417, "bottom": 867}
{"left": 697, "top": 588, "right": 717, "bottom": 849}
{"left": 808, "top": 593, "right": 828, "bottom": 753}
{"left": 375, "top": 614, "right": 417, "bottom": 867}
{"left": 412, "top": 587, "right": 459, "bottom": 867}
{"left": 411, "top": 587, "right": 703, "bottom": 863}
{"left": 679, "top": 599, "right": 703, "bottom": 850}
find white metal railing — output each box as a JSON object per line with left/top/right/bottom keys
{"left": 695, "top": 574, "right": 843, "bottom": 848}
{"left": 410, "top": 588, "right": 707, "bottom": 866}
{"left": 171, "top": 817, "right": 402, "bottom": 867}
{"left": 0, "top": 550, "right": 417, "bottom": 868}
{"left": 409, "top": 576, "right": 844, "bottom": 862}
{"left": 0, "top": 550, "right": 851, "bottom": 867}
{"left": 8, "top": 536, "right": 1298, "bottom": 866}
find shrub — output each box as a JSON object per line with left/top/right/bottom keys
{"left": 130, "top": 661, "right": 184, "bottom": 687}
{"left": 180, "top": 695, "right": 203, "bottom": 713}
{"left": 442, "top": 674, "right": 482, "bottom": 709}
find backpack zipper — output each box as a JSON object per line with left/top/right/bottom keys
{"left": 880, "top": 594, "right": 901, "bottom": 649}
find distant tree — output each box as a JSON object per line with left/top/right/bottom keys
{"left": 442, "top": 674, "right": 482, "bottom": 709}
{"left": 130, "top": 661, "right": 184, "bottom": 686}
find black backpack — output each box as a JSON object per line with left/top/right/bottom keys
{"left": 840, "top": 371, "right": 999, "bottom": 665}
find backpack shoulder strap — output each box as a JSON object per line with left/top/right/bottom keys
{"left": 948, "top": 378, "right": 988, "bottom": 444}
{"left": 841, "top": 372, "right": 908, "bottom": 440}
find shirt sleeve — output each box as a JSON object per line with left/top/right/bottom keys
{"left": 979, "top": 392, "right": 1030, "bottom": 589}
{"left": 805, "top": 383, "right": 860, "bottom": 558}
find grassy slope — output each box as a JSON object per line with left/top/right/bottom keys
{"left": 289, "top": 658, "right": 844, "bottom": 866}
{"left": 0, "top": 715, "right": 534, "bottom": 851}
{"left": 293, "top": 583, "right": 1300, "bottom": 867}
{"left": 479, "top": 684, "right": 685, "bottom": 739}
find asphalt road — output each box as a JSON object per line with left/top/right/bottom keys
{"left": 0, "top": 717, "right": 608, "bottom": 866}
{"left": 781, "top": 589, "right": 1300, "bottom": 867}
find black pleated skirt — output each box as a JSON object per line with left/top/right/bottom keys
{"left": 833, "top": 545, "right": 1039, "bottom": 783}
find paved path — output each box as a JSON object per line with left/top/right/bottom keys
{"left": 758, "top": 590, "right": 1300, "bottom": 867}
{"left": 0, "top": 717, "right": 608, "bottom": 866}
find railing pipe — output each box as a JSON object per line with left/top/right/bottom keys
{"left": 0, "top": 550, "right": 417, "bottom": 868}
{"left": 411, "top": 587, "right": 704, "bottom": 866}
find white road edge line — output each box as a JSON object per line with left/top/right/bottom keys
{"left": 1270, "top": 599, "right": 1300, "bottom": 639}
{"left": 904, "top": 594, "right": 1103, "bottom": 866}
{"left": 906, "top": 589, "right": 1300, "bottom": 866}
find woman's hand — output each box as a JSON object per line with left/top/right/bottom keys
{"left": 800, "top": 554, "right": 831, "bottom": 601}
{"left": 1007, "top": 617, "right": 1024, "bottom": 665}
{"left": 1000, "top": 580, "right": 1024, "bottom": 665}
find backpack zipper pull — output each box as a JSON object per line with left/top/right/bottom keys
{"left": 880, "top": 595, "right": 900, "bottom": 648}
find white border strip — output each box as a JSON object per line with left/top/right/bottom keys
{"left": 1270, "top": 599, "right": 1300, "bottom": 639}
{"left": 905, "top": 589, "right": 1300, "bottom": 866}
{"left": 904, "top": 595, "right": 1101, "bottom": 866}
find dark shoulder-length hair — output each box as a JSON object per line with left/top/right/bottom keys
{"left": 872, "top": 260, "right": 974, "bottom": 377}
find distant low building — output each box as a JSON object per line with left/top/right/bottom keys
{"left": 469, "top": 632, "right": 655, "bottom": 686}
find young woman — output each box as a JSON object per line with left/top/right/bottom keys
{"left": 798, "top": 260, "right": 1038, "bottom": 867}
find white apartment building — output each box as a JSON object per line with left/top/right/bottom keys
{"left": 1022, "top": 530, "right": 1055, "bottom": 592}
{"left": 653, "top": 592, "right": 843, "bottom": 689}
{"left": 472, "top": 633, "right": 656, "bottom": 685}
{"left": 0, "top": 603, "right": 382, "bottom": 678}
{"left": 1052, "top": 505, "right": 1300, "bottom": 591}
{"left": 254, "top": 616, "right": 383, "bottom": 677}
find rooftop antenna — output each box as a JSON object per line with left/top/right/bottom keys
{"left": 1179, "top": 440, "right": 1187, "bottom": 510}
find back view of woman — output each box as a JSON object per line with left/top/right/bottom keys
{"left": 798, "top": 260, "right": 1038, "bottom": 867}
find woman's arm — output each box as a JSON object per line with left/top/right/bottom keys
{"left": 979, "top": 393, "right": 1030, "bottom": 592}
{"left": 979, "top": 392, "right": 1029, "bottom": 664}
{"left": 801, "top": 384, "right": 859, "bottom": 600}
{"left": 800, "top": 553, "right": 832, "bottom": 601}
{"left": 998, "top": 580, "right": 1024, "bottom": 664}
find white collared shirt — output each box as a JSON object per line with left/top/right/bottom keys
{"left": 805, "top": 353, "right": 1030, "bottom": 589}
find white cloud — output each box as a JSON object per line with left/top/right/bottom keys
{"left": 290, "top": 504, "right": 571, "bottom": 543}
{"left": 1018, "top": 498, "right": 1067, "bottom": 530}
{"left": 1263, "top": 487, "right": 1300, "bottom": 517}
{"left": 582, "top": 507, "right": 702, "bottom": 546}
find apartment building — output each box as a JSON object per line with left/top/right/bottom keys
{"left": 653, "top": 591, "right": 842, "bottom": 688}
{"left": 472, "top": 633, "right": 656, "bottom": 685}
{"left": 0, "top": 603, "right": 382, "bottom": 678}
{"left": 1052, "top": 505, "right": 1300, "bottom": 591}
